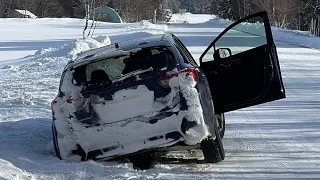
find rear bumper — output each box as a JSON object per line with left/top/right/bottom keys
{"left": 54, "top": 107, "right": 209, "bottom": 161}
{"left": 76, "top": 131, "right": 182, "bottom": 161}
{"left": 54, "top": 111, "right": 180, "bottom": 161}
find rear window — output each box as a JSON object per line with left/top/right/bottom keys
{"left": 72, "top": 46, "right": 176, "bottom": 86}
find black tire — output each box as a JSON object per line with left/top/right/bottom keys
{"left": 129, "top": 152, "right": 157, "bottom": 170}
{"left": 215, "top": 113, "right": 226, "bottom": 139}
{"left": 200, "top": 125, "right": 225, "bottom": 163}
{"left": 52, "top": 124, "right": 62, "bottom": 160}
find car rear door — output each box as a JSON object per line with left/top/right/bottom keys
{"left": 200, "top": 11, "right": 285, "bottom": 113}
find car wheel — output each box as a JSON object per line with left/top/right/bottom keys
{"left": 200, "top": 120, "right": 225, "bottom": 163}
{"left": 129, "top": 152, "right": 157, "bottom": 170}
{"left": 215, "top": 113, "right": 225, "bottom": 139}
{"left": 52, "top": 123, "right": 62, "bottom": 160}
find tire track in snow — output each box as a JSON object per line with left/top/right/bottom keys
{"left": 240, "top": 110, "right": 301, "bottom": 178}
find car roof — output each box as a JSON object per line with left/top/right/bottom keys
{"left": 65, "top": 33, "right": 175, "bottom": 70}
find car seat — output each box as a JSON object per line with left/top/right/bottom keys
{"left": 90, "top": 69, "right": 111, "bottom": 85}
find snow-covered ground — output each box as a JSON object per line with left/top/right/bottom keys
{"left": 0, "top": 13, "right": 320, "bottom": 179}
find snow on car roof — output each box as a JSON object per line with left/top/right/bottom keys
{"left": 66, "top": 34, "right": 174, "bottom": 70}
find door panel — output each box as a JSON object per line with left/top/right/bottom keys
{"left": 200, "top": 11, "right": 285, "bottom": 113}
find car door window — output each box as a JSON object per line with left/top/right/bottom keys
{"left": 202, "top": 16, "right": 267, "bottom": 62}
{"left": 199, "top": 11, "right": 285, "bottom": 113}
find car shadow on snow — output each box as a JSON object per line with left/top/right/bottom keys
{"left": 159, "top": 156, "right": 206, "bottom": 165}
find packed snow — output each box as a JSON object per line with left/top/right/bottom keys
{"left": 0, "top": 13, "right": 320, "bottom": 179}
{"left": 15, "top": 9, "right": 38, "bottom": 19}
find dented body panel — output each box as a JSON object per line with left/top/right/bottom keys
{"left": 52, "top": 34, "right": 215, "bottom": 161}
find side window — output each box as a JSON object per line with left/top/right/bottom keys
{"left": 202, "top": 16, "right": 267, "bottom": 62}
{"left": 173, "top": 36, "right": 198, "bottom": 66}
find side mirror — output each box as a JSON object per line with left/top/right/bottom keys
{"left": 214, "top": 48, "right": 232, "bottom": 60}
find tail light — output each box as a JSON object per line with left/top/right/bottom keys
{"left": 66, "top": 97, "right": 73, "bottom": 104}
{"left": 157, "top": 68, "right": 198, "bottom": 88}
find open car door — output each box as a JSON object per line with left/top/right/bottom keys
{"left": 200, "top": 11, "right": 285, "bottom": 113}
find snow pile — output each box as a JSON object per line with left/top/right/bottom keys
{"left": 272, "top": 27, "right": 320, "bottom": 49}
{"left": 35, "top": 37, "right": 108, "bottom": 60}
{"left": 170, "top": 13, "right": 217, "bottom": 24}
{"left": 15, "top": 9, "right": 37, "bottom": 19}
{"left": 0, "top": 159, "right": 34, "bottom": 180}
{"left": 0, "top": 38, "right": 107, "bottom": 121}
{"left": 121, "top": 20, "right": 168, "bottom": 35}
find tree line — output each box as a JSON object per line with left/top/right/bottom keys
{"left": 213, "top": 0, "right": 320, "bottom": 36}
{"left": 1, "top": 0, "right": 319, "bottom": 36}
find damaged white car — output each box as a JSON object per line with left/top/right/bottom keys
{"left": 51, "top": 12, "right": 285, "bottom": 169}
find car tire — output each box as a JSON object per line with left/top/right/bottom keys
{"left": 200, "top": 125, "right": 225, "bottom": 163}
{"left": 129, "top": 152, "right": 157, "bottom": 170}
{"left": 52, "top": 123, "right": 62, "bottom": 160}
{"left": 215, "top": 113, "right": 225, "bottom": 139}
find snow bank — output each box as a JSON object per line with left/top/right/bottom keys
{"left": 232, "top": 21, "right": 320, "bottom": 49}
{"left": 15, "top": 9, "right": 37, "bottom": 19}
{"left": 121, "top": 20, "right": 168, "bottom": 35}
{"left": 170, "top": 14, "right": 217, "bottom": 24}
{"left": 0, "top": 38, "right": 107, "bottom": 120}
{"left": 0, "top": 159, "right": 34, "bottom": 180}
{"left": 272, "top": 27, "right": 320, "bottom": 49}
{"left": 35, "top": 37, "right": 108, "bottom": 60}
{"left": 220, "top": 20, "right": 320, "bottom": 50}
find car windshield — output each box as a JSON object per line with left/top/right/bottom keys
{"left": 72, "top": 46, "right": 176, "bottom": 87}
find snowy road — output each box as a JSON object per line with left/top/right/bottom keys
{"left": 0, "top": 14, "right": 320, "bottom": 179}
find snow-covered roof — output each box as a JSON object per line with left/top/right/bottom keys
{"left": 15, "top": 9, "right": 37, "bottom": 18}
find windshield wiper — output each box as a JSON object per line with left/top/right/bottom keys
{"left": 113, "top": 67, "right": 154, "bottom": 83}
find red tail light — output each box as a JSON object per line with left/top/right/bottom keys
{"left": 66, "top": 97, "right": 73, "bottom": 104}
{"left": 156, "top": 69, "right": 198, "bottom": 88}
{"left": 182, "top": 69, "right": 198, "bottom": 82}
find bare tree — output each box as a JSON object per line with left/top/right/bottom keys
{"left": 250, "top": 0, "right": 300, "bottom": 28}
{"left": 83, "top": 0, "right": 97, "bottom": 39}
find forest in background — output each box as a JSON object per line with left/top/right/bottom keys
{"left": 0, "top": 0, "right": 320, "bottom": 36}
